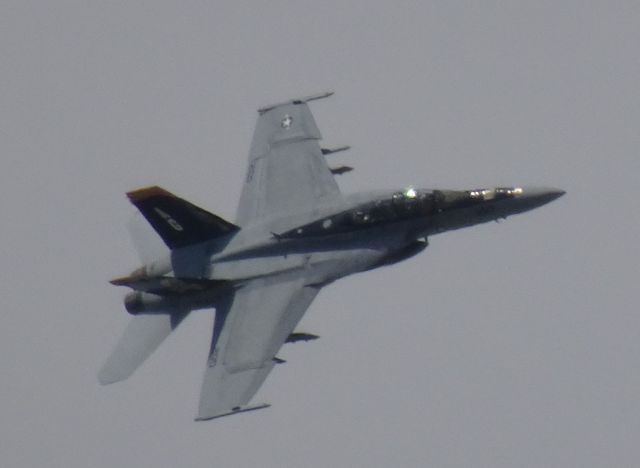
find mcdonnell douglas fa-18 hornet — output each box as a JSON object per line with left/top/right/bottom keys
{"left": 99, "top": 92, "right": 564, "bottom": 420}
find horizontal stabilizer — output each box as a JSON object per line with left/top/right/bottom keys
{"left": 98, "top": 312, "right": 189, "bottom": 384}
{"left": 126, "top": 186, "right": 239, "bottom": 250}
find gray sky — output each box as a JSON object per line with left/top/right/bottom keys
{"left": 2, "top": 1, "right": 639, "bottom": 467}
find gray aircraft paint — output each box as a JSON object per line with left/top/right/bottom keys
{"left": 5, "top": 3, "right": 638, "bottom": 466}
{"left": 100, "top": 94, "right": 564, "bottom": 421}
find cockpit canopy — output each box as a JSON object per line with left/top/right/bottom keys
{"left": 279, "top": 186, "right": 434, "bottom": 238}
{"left": 278, "top": 186, "right": 525, "bottom": 239}
{"left": 393, "top": 186, "right": 419, "bottom": 200}
{"left": 468, "top": 187, "right": 523, "bottom": 201}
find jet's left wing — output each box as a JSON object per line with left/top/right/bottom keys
{"left": 235, "top": 92, "right": 342, "bottom": 227}
{"left": 196, "top": 275, "right": 320, "bottom": 420}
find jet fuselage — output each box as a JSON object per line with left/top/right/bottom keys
{"left": 208, "top": 185, "right": 564, "bottom": 282}
{"left": 124, "top": 185, "right": 564, "bottom": 315}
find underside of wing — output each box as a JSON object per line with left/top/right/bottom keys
{"left": 196, "top": 275, "right": 320, "bottom": 421}
{"left": 235, "top": 95, "right": 342, "bottom": 227}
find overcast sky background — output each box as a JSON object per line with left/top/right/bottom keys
{"left": 2, "top": 1, "right": 639, "bottom": 467}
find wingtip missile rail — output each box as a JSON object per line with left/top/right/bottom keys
{"left": 321, "top": 145, "right": 351, "bottom": 156}
{"left": 258, "top": 91, "right": 334, "bottom": 114}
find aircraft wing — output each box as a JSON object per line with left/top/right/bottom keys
{"left": 196, "top": 274, "right": 320, "bottom": 420}
{"left": 235, "top": 92, "right": 342, "bottom": 226}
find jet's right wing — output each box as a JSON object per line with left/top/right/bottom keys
{"left": 196, "top": 274, "right": 320, "bottom": 420}
{"left": 235, "top": 92, "right": 342, "bottom": 227}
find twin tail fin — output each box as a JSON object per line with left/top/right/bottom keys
{"left": 126, "top": 186, "right": 239, "bottom": 250}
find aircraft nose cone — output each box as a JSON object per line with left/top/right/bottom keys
{"left": 517, "top": 186, "right": 566, "bottom": 210}
{"left": 524, "top": 186, "right": 565, "bottom": 202}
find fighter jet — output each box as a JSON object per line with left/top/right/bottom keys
{"left": 99, "top": 92, "right": 564, "bottom": 421}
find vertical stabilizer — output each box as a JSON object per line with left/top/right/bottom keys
{"left": 126, "top": 186, "right": 239, "bottom": 249}
{"left": 127, "top": 213, "right": 169, "bottom": 265}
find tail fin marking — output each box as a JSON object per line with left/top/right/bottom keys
{"left": 126, "top": 186, "right": 239, "bottom": 250}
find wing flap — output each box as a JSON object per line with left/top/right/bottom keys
{"left": 223, "top": 278, "right": 318, "bottom": 372}
{"left": 196, "top": 277, "right": 320, "bottom": 421}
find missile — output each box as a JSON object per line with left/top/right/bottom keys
{"left": 286, "top": 333, "right": 320, "bottom": 343}
{"left": 330, "top": 165, "right": 354, "bottom": 175}
{"left": 321, "top": 145, "right": 351, "bottom": 155}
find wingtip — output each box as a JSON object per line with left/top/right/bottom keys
{"left": 258, "top": 91, "right": 335, "bottom": 114}
{"left": 97, "top": 368, "right": 128, "bottom": 386}
{"left": 195, "top": 403, "right": 272, "bottom": 422}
